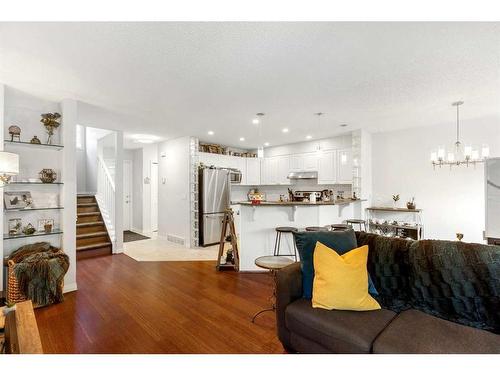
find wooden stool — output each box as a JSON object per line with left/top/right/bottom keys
{"left": 274, "top": 227, "right": 298, "bottom": 261}
{"left": 346, "top": 219, "right": 367, "bottom": 232}
{"left": 305, "top": 226, "right": 329, "bottom": 232}
{"left": 331, "top": 224, "right": 350, "bottom": 231}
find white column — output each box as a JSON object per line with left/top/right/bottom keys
{"left": 61, "top": 99, "right": 78, "bottom": 292}
{"left": 114, "top": 130, "right": 124, "bottom": 253}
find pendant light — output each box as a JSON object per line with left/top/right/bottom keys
{"left": 431, "top": 101, "right": 489, "bottom": 169}
{"left": 314, "top": 112, "right": 324, "bottom": 154}
{"left": 255, "top": 113, "right": 265, "bottom": 158}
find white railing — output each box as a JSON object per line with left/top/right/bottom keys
{"left": 96, "top": 156, "right": 116, "bottom": 245}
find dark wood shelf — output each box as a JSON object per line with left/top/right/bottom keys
{"left": 367, "top": 206, "right": 422, "bottom": 213}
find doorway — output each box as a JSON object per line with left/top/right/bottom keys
{"left": 123, "top": 159, "right": 133, "bottom": 231}
{"left": 150, "top": 161, "right": 159, "bottom": 232}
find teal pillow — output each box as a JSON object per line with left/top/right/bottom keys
{"left": 293, "top": 229, "right": 378, "bottom": 299}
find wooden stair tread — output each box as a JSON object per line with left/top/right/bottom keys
{"left": 78, "top": 211, "right": 101, "bottom": 216}
{"left": 77, "top": 203, "right": 98, "bottom": 207}
{"left": 77, "top": 194, "right": 95, "bottom": 197}
{"left": 76, "top": 231, "right": 108, "bottom": 239}
{"left": 77, "top": 242, "right": 112, "bottom": 251}
{"left": 76, "top": 221, "right": 104, "bottom": 227}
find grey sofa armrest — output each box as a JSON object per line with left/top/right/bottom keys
{"left": 275, "top": 262, "right": 302, "bottom": 350}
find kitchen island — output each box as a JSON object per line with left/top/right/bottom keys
{"left": 232, "top": 200, "right": 365, "bottom": 271}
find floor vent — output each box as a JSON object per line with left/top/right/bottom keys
{"left": 167, "top": 234, "right": 185, "bottom": 246}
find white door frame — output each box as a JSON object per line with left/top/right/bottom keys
{"left": 123, "top": 159, "right": 133, "bottom": 231}
{"left": 150, "top": 161, "right": 159, "bottom": 232}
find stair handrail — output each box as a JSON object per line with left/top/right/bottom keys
{"left": 96, "top": 156, "right": 116, "bottom": 245}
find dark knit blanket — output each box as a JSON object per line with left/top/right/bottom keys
{"left": 9, "top": 242, "right": 69, "bottom": 306}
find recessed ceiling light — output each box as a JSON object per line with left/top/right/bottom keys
{"left": 282, "top": 128, "right": 289, "bottom": 133}
{"left": 264, "top": 142, "right": 270, "bottom": 147}
{"left": 208, "top": 130, "right": 214, "bottom": 135}
{"left": 239, "top": 137, "right": 245, "bottom": 141}
{"left": 306, "top": 135, "right": 313, "bottom": 140}
{"left": 340, "top": 124, "right": 348, "bottom": 127}
{"left": 133, "top": 139, "right": 155, "bottom": 144}
{"left": 252, "top": 118, "right": 260, "bottom": 125}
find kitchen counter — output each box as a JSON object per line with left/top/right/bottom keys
{"left": 231, "top": 199, "right": 366, "bottom": 271}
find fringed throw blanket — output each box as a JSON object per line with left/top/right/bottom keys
{"left": 9, "top": 242, "right": 69, "bottom": 306}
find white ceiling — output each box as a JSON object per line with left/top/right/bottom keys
{"left": 1, "top": 22, "right": 499, "bottom": 148}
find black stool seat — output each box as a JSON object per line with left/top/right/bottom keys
{"left": 305, "top": 226, "right": 329, "bottom": 232}
{"left": 346, "top": 219, "right": 367, "bottom": 232}
{"left": 276, "top": 226, "right": 298, "bottom": 233}
{"left": 331, "top": 224, "right": 350, "bottom": 230}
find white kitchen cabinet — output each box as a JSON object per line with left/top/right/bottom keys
{"left": 245, "top": 158, "right": 261, "bottom": 185}
{"left": 336, "top": 148, "right": 353, "bottom": 184}
{"left": 303, "top": 153, "right": 319, "bottom": 171}
{"left": 277, "top": 155, "right": 291, "bottom": 185}
{"left": 318, "top": 150, "right": 337, "bottom": 184}
{"left": 261, "top": 157, "right": 278, "bottom": 185}
{"left": 290, "top": 153, "right": 318, "bottom": 172}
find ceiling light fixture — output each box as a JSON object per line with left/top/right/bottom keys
{"left": 208, "top": 130, "right": 214, "bottom": 135}
{"left": 239, "top": 137, "right": 245, "bottom": 141}
{"left": 133, "top": 139, "right": 155, "bottom": 144}
{"left": 252, "top": 118, "right": 260, "bottom": 125}
{"left": 306, "top": 135, "right": 313, "bottom": 140}
{"left": 431, "top": 101, "right": 489, "bottom": 169}
{"left": 264, "top": 142, "right": 270, "bottom": 147}
{"left": 282, "top": 128, "right": 289, "bottom": 133}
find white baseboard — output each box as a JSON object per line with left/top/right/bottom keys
{"left": 63, "top": 282, "right": 78, "bottom": 293}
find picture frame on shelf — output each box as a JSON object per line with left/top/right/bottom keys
{"left": 37, "top": 219, "right": 54, "bottom": 232}
{"left": 4, "top": 191, "right": 33, "bottom": 210}
{"left": 8, "top": 218, "right": 22, "bottom": 236}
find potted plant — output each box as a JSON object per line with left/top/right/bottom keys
{"left": 392, "top": 194, "right": 400, "bottom": 208}
{"left": 2, "top": 301, "right": 16, "bottom": 316}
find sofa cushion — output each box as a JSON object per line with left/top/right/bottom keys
{"left": 285, "top": 298, "right": 396, "bottom": 353}
{"left": 373, "top": 309, "right": 500, "bottom": 354}
{"left": 294, "top": 229, "right": 377, "bottom": 299}
{"left": 312, "top": 243, "right": 380, "bottom": 311}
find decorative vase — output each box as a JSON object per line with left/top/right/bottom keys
{"left": 30, "top": 135, "right": 41, "bottom": 144}
{"left": 44, "top": 223, "right": 53, "bottom": 233}
{"left": 39, "top": 168, "right": 57, "bottom": 183}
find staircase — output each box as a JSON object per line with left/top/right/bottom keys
{"left": 76, "top": 194, "right": 112, "bottom": 259}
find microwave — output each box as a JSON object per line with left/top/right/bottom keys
{"left": 229, "top": 169, "right": 242, "bottom": 184}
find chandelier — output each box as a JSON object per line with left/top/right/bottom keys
{"left": 431, "top": 101, "right": 489, "bottom": 169}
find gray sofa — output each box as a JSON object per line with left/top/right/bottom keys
{"left": 275, "top": 232, "right": 500, "bottom": 353}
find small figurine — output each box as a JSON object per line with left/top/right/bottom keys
{"left": 8, "top": 125, "right": 21, "bottom": 142}
{"left": 30, "top": 135, "right": 41, "bottom": 144}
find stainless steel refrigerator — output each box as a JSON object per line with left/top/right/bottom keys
{"left": 199, "top": 167, "right": 230, "bottom": 246}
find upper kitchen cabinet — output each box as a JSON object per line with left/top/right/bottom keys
{"left": 318, "top": 150, "right": 337, "bottom": 184}
{"left": 337, "top": 148, "right": 353, "bottom": 184}
{"left": 290, "top": 152, "right": 318, "bottom": 172}
{"left": 244, "top": 158, "right": 261, "bottom": 185}
{"left": 260, "top": 155, "right": 290, "bottom": 185}
{"left": 277, "top": 155, "right": 291, "bottom": 185}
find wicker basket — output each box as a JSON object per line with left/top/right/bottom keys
{"left": 6, "top": 259, "right": 64, "bottom": 308}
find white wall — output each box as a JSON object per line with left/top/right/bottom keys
{"left": 264, "top": 134, "right": 352, "bottom": 157}
{"left": 158, "top": 136, "right": 191, "bottom": 246}
{"left": 131, "top": 148, "right": 143, "bottom": 231}
{"left": 372, "top": 115, "right": 500, "bottom": 243}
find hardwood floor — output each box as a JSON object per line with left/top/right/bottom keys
{"left": 34, "top": 254, "right": 284, "bottom": 353}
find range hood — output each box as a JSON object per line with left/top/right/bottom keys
{"left": 287, "top": 171, "right": 318, "bottom": 180}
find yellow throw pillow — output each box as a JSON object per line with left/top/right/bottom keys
{"left": 312, "top": 242, "right": 381, "bottom": 311}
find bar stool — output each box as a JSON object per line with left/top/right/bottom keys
{"left": 330, "top": 223, "right": 350, "bottom": 231}
{"left": 346, "top": 219, "right": 367, "bottom": 232}
{"left": 305, "top": 226, "right": 329, "bottom": 232}
{"left": 274, "top": 227, "right": 298, "bottom": 261}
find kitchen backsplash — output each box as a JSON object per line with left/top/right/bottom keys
{"left": 231, "top": 181, "right": 353, "bottom": 202}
